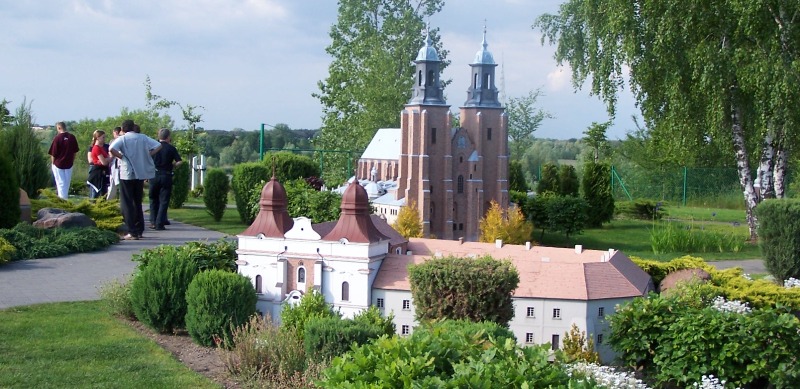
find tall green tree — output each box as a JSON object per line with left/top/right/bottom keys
{"left": 582, "top": 121, "right": 611, "bottom": 163}
{"left": 535, "top": 0, "right": 800, "bottom": 240}
{"left": 506, "top": 89, "right": 552, "bottom": 161}
{"left": 314, "top": 0, "right": 447, "bottom": 184}
{"left": 0, "top": 99, "right": 50, "bottom": 197}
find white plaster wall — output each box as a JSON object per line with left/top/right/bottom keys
{"left": 372, "top": 289, "right": 416, "bottom": 336}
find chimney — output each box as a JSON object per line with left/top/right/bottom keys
{"left": 495, "top": 239, "right": 503, "bottom": 248}
{"left": 525, "top": 241, "right": 531, "bottom": 250}
{"left": 575, "top": 244, "right": 583, "bottom": 254}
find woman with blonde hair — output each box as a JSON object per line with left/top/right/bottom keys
{"left": 87, "top": 129, "right": 110, "bottom": 199}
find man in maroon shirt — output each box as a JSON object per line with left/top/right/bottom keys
{"left": 48, "top": 121, "right": 79, "bottom": 199}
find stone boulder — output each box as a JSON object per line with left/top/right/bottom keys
{"left": 659, "top": 268, "right": 711, "bottom": 294}
{"left": 33, "top": 208, "right": 96, "bottom": 229}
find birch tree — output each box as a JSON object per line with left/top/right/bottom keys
{"left": 535, "top": 0, "right": 800, "bottom": 240}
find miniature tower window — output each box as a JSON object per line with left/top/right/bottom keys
{"left": 297, "top": 267, "right": 306, "bottom": 283}
{"left": 342, "top": 281, "right": 350, "bottom": 301}
{"left": 255, "top": 275, "right": 262, "bottom": 294}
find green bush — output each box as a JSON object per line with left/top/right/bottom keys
{"left": 203, "top": 169, "right": 229, "bottom": 222}
{"left": 303, "top": 317, "right": 383, "bottom": 362}
{"left": 249, "top": 178, "right": 342, "bottom": 225}
{"left": 0, "top": 236, "right": 17, "bottom": 264}
{"left": 616, "top": 199, "right": 666, "bottom": 220}
{"left": 280, "top": 290, "right": 339, "bottom": 337}
{"left": 536, "top": 163, "right": 559, "bottom": 195}
{"left": 231, "top": 162, "right": 270, "bottom": 224}
{"left": 0, "top": 152, "right": 20, "bottom": 229}
{"left": 0, "top": 223, "right": 118, "bottom": 260}
{"left": 169, "top": 162, "right": 190, "bottom": 209}
{"left": 525, "top": 194, "right": 588, "bottom": 240}
{"left": 185, "top": 270, "right": 257, "bottom": 347}
{"left": 132, "top": 239, "right": 237, "bottom": 272}
{"left": 190, "top": 185, "right": 203, "bottom": 198}
{"left": 608, "top": 287, "right": 800, "bottom": 388}
{"left": 262, "top": 151, "right": 320, "bottom": 183}
{"left": 408, "top": 255, "right": 519, "bottom": 327}
{"left": 0, "top": 100, "right": 50, "bottom": 198}
{"left": 129, "top": 251, "right": 198, "bottom": 333}
{"left": 558, "top": 164, "right": 579, "bottom": 196}
{"left": 756, "top": 199, "right": 800, "bottom": 282}
{"left": 98, "top": 277, "right": 136, "bottom": 320}
{"left": 508, "top": 161, "right": 529, "bottom": 192}
{"left": 321, "top": 319, "right": 580, "bottom": 387}
{"left": 352, "top": 305, "right": 395, "bottom": 336}
{"left": 582, "top": 162, "right": 614, "bottom": 228}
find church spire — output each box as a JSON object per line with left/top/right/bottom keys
{"left": 463, "top": 23, "right": 501, "bottom": 108}
{"left": 408, "top": 24, "right": 446, "bottom": 106}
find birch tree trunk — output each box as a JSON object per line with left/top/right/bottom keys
{"left": 774, "top": 143, "right": 788, "bottom": 198}
{"left": 730, "top": 94, "right": 759, "bottom": 241}
{"left": 757, "top": 132, "right": 776, "bottom": 200}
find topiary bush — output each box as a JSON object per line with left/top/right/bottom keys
{"left": 169, "top": 161, "right": 190, "bottom": 209}
{"left": 203, "top": 168, "right": 230, "bottom": 222}
{"left": 0, "top": 152, "right": 20, "bottom": 229}
{"left": 303, "top": 317, "right": 383, "bottom": 362}
{"left": 756, "top": 199, "right": 800, "bottom": 282}
{"left": 129, "top": 251, "right": 198, "bottom": 333}
{"left": 231, "top": 162, "right": 270, "bottom": 224}
{"left": 185, "top": 269, "right": 257, "bottom": 347}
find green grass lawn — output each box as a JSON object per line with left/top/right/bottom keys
{"left": 169, "top": 202, "right": 758, "bottom": 262}
{"left": 0, "top": 301, "right": 218, "bottom": 389}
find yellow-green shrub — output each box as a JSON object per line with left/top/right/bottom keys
{"left": 31, "top": 189, "right": 123, "bottom": 231}
{"left": 0, "top": 236, "right": 17, "bottom": 263}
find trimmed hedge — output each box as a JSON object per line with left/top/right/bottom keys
{"left": 755, "top": 199, "right": 800, "bottom": 282}
{"left": 185, "top": 270, "right": 257, "bottom": 347}
{"left": 203, "top": 168, "right": 229, "bottom": 222}
{"left": 130, "top": 251, "right": 198, "bottom": 333}
{"left": 169, "top": 161, "right": 191, "bottom": 209}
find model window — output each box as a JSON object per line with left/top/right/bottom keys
{"left": 597, "top": 334, "right": 604, "bottom": 345}
{"left": 457, "top": 175, "right": 464, "bottom": 193}
{"left": 376, "top": 298, "right": 384, "bottom": 308}
{"left": 297, "top": 267, "right": 306, "bottom": 283}
{"left": 526, "top": 307, "right": 535, "bottom": 317}
{"left": 401, "top": 325, "right": 410, "bottom": 336}
{"left": 488, "top": 127, "right": 492, "bottom": 140}
{"left": 402, "top": 299, "right": 411, "bottom": 310}
{"left": 598, "top": 307, "right": 605, "bottom": 317}
{"left": 431, "top": 127, "right": 436, "bottom": 144}
{"left": 525, "top": 333, "right": 534, "bottom": 343}
{"left": 553, "top": 308, "right": 561, "bottom": 319}
{"left": 342, "top": 281, "right": 349, "bottom": 301}
{"left": 255, "top": 275, "right": 262, "bottom": 294}
{"left": 551, "top": 334, "right": 560, "bottom": 350}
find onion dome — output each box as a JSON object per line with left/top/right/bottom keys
{"left": 323, "top": 181, "right": 389, "bottom": 243}
{"left": 241, "top": 176, "right": 294, "bottom": 237}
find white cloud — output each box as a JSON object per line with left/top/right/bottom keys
{"left": 546, "top": 66, "right": 570, "bottom": 92}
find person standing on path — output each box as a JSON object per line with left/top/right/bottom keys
{"left": 149, "top": 128, "right": 182, "bottom": 230}
{"left": 109, "top": 120, "right": 161, "bottom": 240}
{"left": 87, "top": 130, "right": 111, "bottom": 199}
{"left": 106, "top": 127, "right": 122, "bottom": 200}
{"left": 48, "top": 121, "right": 79, "bottom": 199}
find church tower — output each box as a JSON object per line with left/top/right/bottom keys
{"left": 454, "top": 27, "right": 509, "bottom": 240}
{"left": 397, "top": 29, "right": 454, "bottom": 239}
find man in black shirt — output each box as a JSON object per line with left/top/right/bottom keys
{"left": 149, "top": 128, "right": 182, "bottom": 230}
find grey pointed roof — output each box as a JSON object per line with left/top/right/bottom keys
{"left": 473, "top": 27, "right": 495, "bottom": 65}
{"left": 416, "top": 29, "right": 439, "bottom": 62}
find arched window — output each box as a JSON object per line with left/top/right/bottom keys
{"left": 427, "top": 70, "right": 434, "bottom": 86}
{"left": 418, "top": 70, "right": 422, "bottom": 86}
{"left": 297, "top": 267, "right": 306, "bottom": 283}
{"left": 342, "top": 281, "right": 350, "bottom": 301}
{"left": 255, "top": 275, "right": 262, "bottom": 294}
{"left": 457, "top": 175, "right": 464, "bottom": 193}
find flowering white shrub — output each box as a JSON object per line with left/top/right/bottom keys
{"left": 741, "top": 273, "right": 752, "bottom": 281}
{"left": 784, "top": 277, "right": 800, "bottom": 288}
{"left": 711, "top": 296, "right": 751, "bottom": 314}
{"left": 566, "top": 362, "right": 650, "bottom": 389}
{"left": 691, "top": 374, "right": 739, "bottom": 389}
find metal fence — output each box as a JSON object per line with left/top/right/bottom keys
{"left": 611, "top": 166, "right": 744, "bottom": 206}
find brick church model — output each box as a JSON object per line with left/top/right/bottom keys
{"left": 236, "top": 29, "right": 654, "bottom": 363}
{"left": 356, "top": 28, "right": 508, "bottom": 241}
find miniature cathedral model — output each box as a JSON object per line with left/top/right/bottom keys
{"left": 357, "top": 27, "right": 509, "bottom": 241}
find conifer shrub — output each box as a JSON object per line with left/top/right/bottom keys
{"left": 536, "top": 163, "right": 559, "bottom": 195}
{"left": 203, "top": 168, "right": 230, "bottom": 221}
{"left": 0, "top": 222, "right": 118, "bottom": 260}
{"left": 756, "top": 199, "right": 800, "bottom": 282}
{"left": 169, "top": 162, "right": 191, "bottom": 209}
{"left": 185, "top": 269, "right": 257, "bottom": 347}
{"left": 0, "top": 152, "right": 20, "bottom": 229}
{"left": 582, "top": 162, "right": 614, "bottom": 227}
{"left": 0, "top": 100, "right": 50, "bottom": 198}
{"left": 557, "top": 164, "right": 579, "bottom": 196}
{"left": 303, "top": 317, "right": 383, "bottom": 362}
{"left": 129, "top": 251, "right": 198, "bottom": 333}
{"left": 508, "top": 161, "right": 529, "bottom": 192}
{"left": 231, "top": 162, "right": 270, "bottom": 224}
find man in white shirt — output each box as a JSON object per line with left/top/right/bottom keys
{"left": 109, "top": 120, "right": 161, "bottom": 240}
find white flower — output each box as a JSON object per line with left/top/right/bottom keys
{"left": 784, "top": 277, "right": 800, "bottom": 288}
{"left": 711, "top": 296, "right": 751, "bottom": 314}
{"left": 566, "top": 362, "right": 650, "bottom": 389}
{"left": 691, "top": 374, "right": 739, "bottom": 389}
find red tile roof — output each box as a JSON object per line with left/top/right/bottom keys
{"left": 372, "top": 238, "right": 653, "bottom": 300}
{"left": 241, "top": 177, "right": 294, "bottom": 237}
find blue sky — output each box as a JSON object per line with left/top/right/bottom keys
{"left": 1, "top": 0, "right": 638, "bottom": 140}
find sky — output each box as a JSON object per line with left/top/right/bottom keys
{"left": 1, "top": 0, "right": 639, "bottom": 140}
